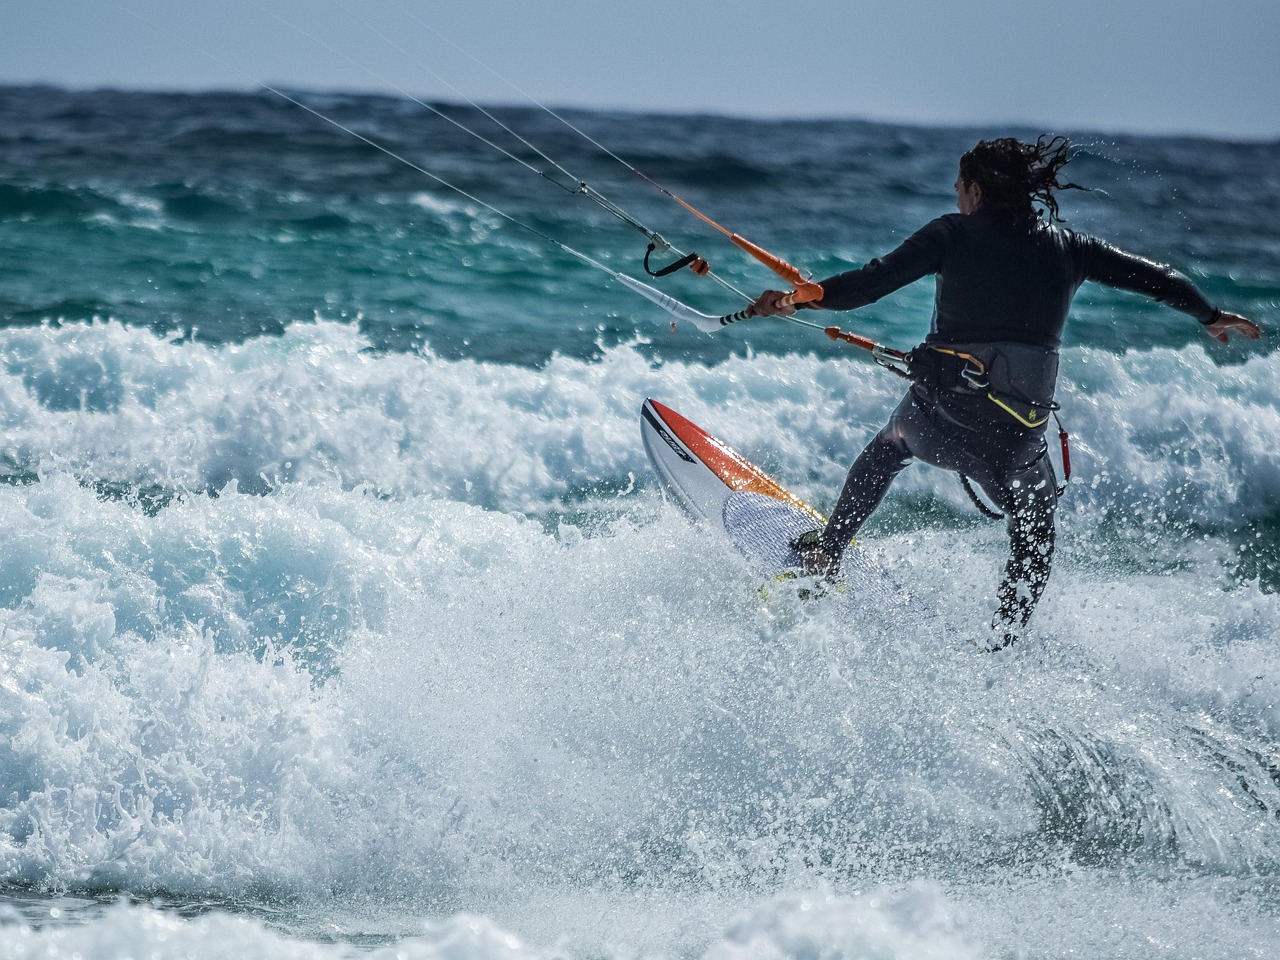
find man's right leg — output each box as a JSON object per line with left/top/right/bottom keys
{"left": 986, "top": 458, "right": 1058, "bottom": 647}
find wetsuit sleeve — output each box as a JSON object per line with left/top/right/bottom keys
{"left": 809, "top": 217, "right": 953, "bottom": 311}
{"left": 1076, "top": 236, "right": 1219, "bottom": 323}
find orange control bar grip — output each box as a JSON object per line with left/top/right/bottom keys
{"left": 668, "top": 194, "right": 818, "bottom": 292}
{"left": 728, "top": 233, "right": 807, "bottom": 287}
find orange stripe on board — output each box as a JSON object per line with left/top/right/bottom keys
{"left": 649, "top": 400, "right": 824, "bottom": 521}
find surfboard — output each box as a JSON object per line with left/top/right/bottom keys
{"left": 640, "top": 398, "right": 901, "bottom": 601}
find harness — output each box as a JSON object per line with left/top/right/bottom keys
{"left": 907, "top": 343, "right": 1072, "bottom": 519}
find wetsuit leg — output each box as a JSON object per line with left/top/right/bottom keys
{"left": 818, "top": 388, "right": 1058, "bottom": 641}
{"left": 983, "top": 457, "right": 1057, "bottom": 646}
{"left": 817, "top": 428, "right": 913, "bottom": 561}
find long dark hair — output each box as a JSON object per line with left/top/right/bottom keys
{"left": 959, "top": 136, "right": 1084, "bottom": 226}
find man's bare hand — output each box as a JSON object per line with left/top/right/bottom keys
{"left": 1205, "top": 311, "right": 1261, "bottom": 344}
{"left": 747, "top": 289, "right": 797, "bottom": 319}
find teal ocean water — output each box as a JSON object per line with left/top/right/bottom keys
{"left": 2, "top": 83, "right": 1279, "bottom": 958}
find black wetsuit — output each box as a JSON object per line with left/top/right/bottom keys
{"left": 809, "top": 208, "right": 1218, "bottom": 641}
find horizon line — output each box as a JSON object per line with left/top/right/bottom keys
{"left": 4, "top": 80, "right": 1277, "bottom": 147}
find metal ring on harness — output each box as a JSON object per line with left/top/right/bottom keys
{"left": 906, "top": 345, "right": 990, "bottom": 392}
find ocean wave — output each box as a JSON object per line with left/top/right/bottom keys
{"left": 0, "top": 319, "right": 1273, "bottom": 531}
{"left": 0, "top": 184, "right": 118, "bottom": 221}
{"left": 4, "top": 874, "right": 1279, "bottom": 959}
{"left": 274, "top": 213, "right": 353, "bottom": 233}
{"left": 611, "top": 151, "right": 776, "bottom": 189}
{"left": 1, "top": 469, "right": 1277, "bottom": 908}
{"left": 0, "top": 900, "right": 556, "bottom": 959}
{"left": 0, "top": 300, "right": 114, "bottom": 326}
{"left": 161, "top": 126, "right": 320, "bottom": 153}
{"left": 154, "top": 183, "right": 246, "bottom": 222}
{"left": 0, "top": 330, "right": 1276, "bottom": 944}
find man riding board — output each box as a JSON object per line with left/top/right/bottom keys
{"left": 749, "top": 137, "right": 1262, "bottom": 648}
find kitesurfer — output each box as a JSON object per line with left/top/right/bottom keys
{"left": 749, "top": 136, "right": 1262, "bottom": 648}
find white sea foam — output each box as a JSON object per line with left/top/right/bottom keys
{"left": 0, "top": 319, "right": 1274, "bottom": 527}
{"left": 0, "top": 901, "right": 551, "bottom": 960}
{"left": 1, "top": 468, "right": 1277, "bottom": 892}
{"left": 3, "top": 871, "right": 1278, "bottom": 959}
{"left": 1, "top": 319, "right": 1277, "bottom": 957}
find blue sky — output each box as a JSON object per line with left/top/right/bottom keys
{"left": 7, "top": 0, "right": 1278, "bottom": 139}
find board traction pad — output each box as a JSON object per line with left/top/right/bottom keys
{"left": 722, "top": 491, "right": 903, "bottom": 606}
